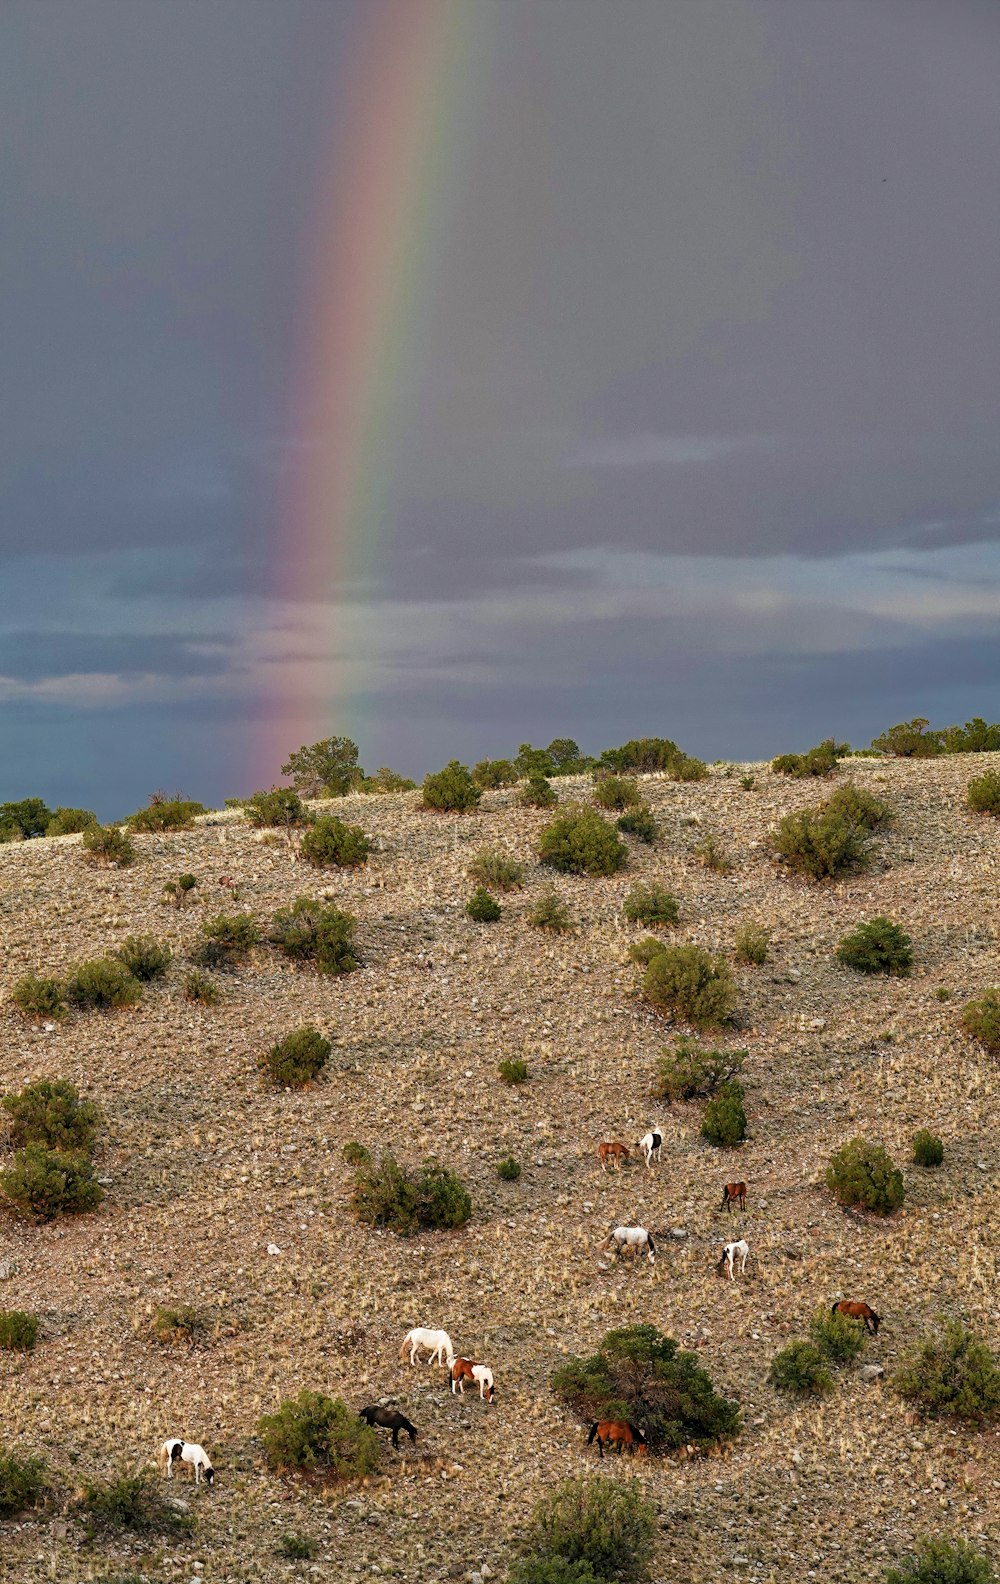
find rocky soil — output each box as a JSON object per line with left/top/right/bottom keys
{"left": 2, "top": 755, "right": 1000, "bottom": 1583}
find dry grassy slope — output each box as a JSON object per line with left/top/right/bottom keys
{"left": 1, "top": 756, "right": 1000, "bottom": 1583}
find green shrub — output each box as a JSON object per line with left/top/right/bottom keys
{"left": 694, "top": 832, "right": 731, "bottom": 873}
{"left": 655, "top": 1039, "right": 745, "bottom": 1102}
{"left": 78, "top": 1469, "right": 192, "bottom": 1534}
{"left": 163, "top": 872, "right": 198, "bottom": 907}
{"left": 0, "top": 1310, "right": 39, "bottom": 1351}
{"left": 885, "top": 1538, "right": 997, "bottom": 1584}
{"left": 520, "top": 775, "right": 559, "bottom": 808}
{"left": 421, "top": 760, "right": 481, "bottom": 813}
{"left": 673, "top": 754, "right": 709, "bottom": 781}
{"left": 515, "top": 1477, "right": 657, "bottom": 1583}
{"left": 894, "top": 1318, "right": 1000, "bottom": 1423}
{"left": 700, "top": 1081, "right": 747, "bottom": 1147}
{"left": 126, "top": 797, "right": 205, "bottom": 832}
{"left": 836, "top": 916, "right": 913, "bottom": 975}
{"left": 768, "top": 1341, "right": 833, "bottom": 1396}
{"left": 497, "top": 1155, "right": 522, "bottom": 1182}
{"left": 278, "top": 1533, "right": 320, "bottom": 1560}
{"left": 281, "top": 735, "right": 362, "bottom": 797}
{"left": 871, "top": 718, "right": 943, "bottom": 758}
{"left": 198, "top": 912, "right": 260, "bottom": 966}
{"left": 351, "top": 1153, "right": 472, "bottom": 1235}
{"left": 772, "top": 804, "right": 871, "bottom": 881}
{"left": 592, "top": 775, "right": 641, "bottom": 811}
{"left": 65, "top": 958, "right": 142, "bottom": 1011}
{"left": 616, "top": 806, "right": 659, "bottom": 844}
{"left": 0, "top": 1145, "right": 103, "bottom": 1220}
{"left": 150, "top": 1304, "right": 211, "bottom": 1347}
{"left": 599, "top": 737, "right": 684, "bottom": 774}
{"left": 499, "top": 1057, "right": 529, "bottom": 1085}
{"left": 623, "top": 883, "right": 678, "bottom": 929}
{"left": 269, "top": 897, "right": 358, "bottom": 975}
{"left": 967, "top": 771, "right": 1000, "bottom": 816}
{"left": 116, "top": 934, "right": 172, "bottom": 982}
{"left": 0, "top": 798, "right": 51, "bottom": 840}
{"left": 11, "top": 975, "right": 66, "bottom": 1021}
{"left": 551, "top": 1323, "right": 741, "bottom": 1454}
{"left": 628, "top": 936, "right": 667, "bottom": 968}
{"left": 244, "top": 787, "right": 311, "bottom": 828}
{"left": 826, "top": 1137, "right": 905, "bottom": 1215}
{"left": 809, "top": 1307, "right": 865, "bottom": 1363}
{"left": 642, "top": 943, "right": 737, "bottom": 1030}
{"left": 468, "top": 848, "right": 525, "bottom": 891}
{"left": 82, "top": 823, "right": 136, "bottom": 867}
{"left": 342, "top": 1140, "right": 370, "bottom": 1166}
{"left": 300, "top": 815, "right": 371, "bottom": 868}
{"left": 466, "top": 887, "right": 502, "bottom": 922}
{"left": 528, "top": 886, "right": 573, "bottom": 933}
{"left": 358, "top": 765, "right": 416, "bottom": 793}
{"left": 182, "top": 969, "right": 219, "bottom": 1006}
{"left": 0, "top": 1446, "right": 47, "bottom": 1517}
{"left": 539, "top": 807, "right": 627, "bottom": 876}
{"left": 913, "top": 1129, "right": 944, "bottom": 1167}
{"left": 740, "top": 775, "right": 755, "bottom": 791}
{"left": 259, "top": 1389, "right": 381, "bottom": 1476}
{"left": 516, "top": 743, "right": 556, "bottom": 778}
{"left": 547, "top": 738, "right": 592, "bottom": 775}
{"left": 771, "top": 739, "right": 846, "bottom": 778}
{"left": 961, "top": 990, "right": 1000, "bottom": 1054}
{"left": 734, "top": 923, "right": 769, "bottom": 965}
{"left": 825, "top": 782, "right": 893, "bottom": 830}
{"left": 45, "top": 806, "right": 97, "bottom": 836}
{"left": 2, "top": 1079, "right": 99, "bottom": 1152}
{"left": 942, "top": 718, "right": 1000, "bottom": 755}
{"left": 263, "top": 1026, "right": 332, "bottom": 1088}
{"left": 473, "top": 758, "right": 518, "bottom": 789}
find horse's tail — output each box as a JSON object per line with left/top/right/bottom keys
{"left": 720, "top": 1184, "right": 730, "bottom": 1208}
{"left": 830, "top": 1302, "right": 839, "bottom": 1318}
{"left": 646, "top": 1230, "right": 656, "bottom": 1257}
{"left": 587, "top": 1422, "right": 600, "bottom": 1445}
{"left": 398, "top": 1334, "right": 412, "bottom": 1360}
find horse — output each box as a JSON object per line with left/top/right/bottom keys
{"left": 358, "top": 1405, "right": 418, "bottom": 1448}
{"left": 450, "top": 1358, "right": 495, "bottom": 1402}
{"left": 157, "top": 1439, "right": 215, "bottom": 1486}
{"left": 716, "top": 1238, "right": 749, "bottom": 1280}
{"left": 587, "top": 1420, "right": 648, "bottom": 1458}
{"left": 598, "top": 1141, "right": 629, "bottom": 1172}
{"left": 832, "top": 1300, "right": 881, "bottom": 1335}
{"left": 720, "top": 1181, "right": 747, "bottom": 1214}
{"left": 636, "top": 1129, "right": 662, "bottom": 1171}
{"left": 399, "top": 1327, "right": 455, "bottom": 1368}
{"left": 603, "top": 1226, "right": 656, "bottom": 1264}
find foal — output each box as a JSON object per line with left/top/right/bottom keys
{"left": 717, "top": 1239, "right": 750, "bottom": 1280}
{"left": 587, "top": 1420, "right": 648, "bottom": 1458}
{"left": 358, "top": 1405, "right": 418, "bottom": 1448}
{"left": 720, "top": 1181, "right": 747, "bottom": 1214}
{"left": 598, "top": 1141, "right": 629, "bottom": 1172}
{"left": 832, "top": 1300, "right": 881, "bottom": 1335}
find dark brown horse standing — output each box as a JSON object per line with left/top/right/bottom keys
{"left": 358, "top": 1405, "right": 418, "bottom": 1448}
{"left": 832, "top": 1300, "right": 881, "bottom": 1335}
{"left": 720, "top": 1181, "right": 747, "bottom": 1214}
{"left": 587, "top": 1420, "right": 648, "bottom": 1458}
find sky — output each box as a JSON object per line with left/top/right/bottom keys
{"left": 3, "top": 0, "right": 1000, "bottom": 816}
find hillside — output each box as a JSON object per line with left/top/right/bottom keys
{"left": 2, "top": 754, "right": 1000, "bottom": 1583}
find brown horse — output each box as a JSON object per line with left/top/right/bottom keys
{"left": 832, "top": 1300, "right": 881, "bottom": 1335}
{"left": 598, "top": 1141, "right": 630, "bottom": 1172}
{"left": 720, "top": 1181, "right": 747, "bottom": 1214}
{"left": 587, "top": 1420, "right": 648, "bottom": 1458}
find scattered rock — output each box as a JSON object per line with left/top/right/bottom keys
{"left": 860, "top": 1364, "right": 885, "bottom": 1383}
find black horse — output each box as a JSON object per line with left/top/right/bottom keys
{"left": 358, "top": 1404, "right": 418, "bottom": 1449}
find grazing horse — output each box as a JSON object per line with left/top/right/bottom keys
{"left": 720, "top": 1181, "right": 747, "bottom": 1215}
{"left": 717, "top": 1238, "right": 750, "bottom": 1280}
{"left": 157, "top": 1439, "right": 215, "bottom": 1486}
{"left": 450, "top": 1358, "right": 495, "bottom": 1402}
{"left": 832, "top": 1300, "right": 881, "bottom": 1335}
{"left": 399, "top": 1327, "right": 455, "bottom": 1368}
{"left": 358, "top": 1405, "right": 418, "bottom": 1449}
{"left": 603, "top": 1226, "right": 656, "bottom": 1264}
{"left": 636, "top": 1129, "right": 663, "bottom": 1171}
{"left": 598, "top": 1141, "right": 630, "bottom": 1172}
{"left": 587, "top": 1420, "right": 648, "bottom": 1458}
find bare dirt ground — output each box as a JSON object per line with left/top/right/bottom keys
{"left": 2, "top": 755, "right": 1000, "bottom": 1583}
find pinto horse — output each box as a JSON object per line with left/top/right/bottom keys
{"left": 636, "top": 1129, "right": 662, "bottom": 1171}
{"left": 587, "top": 1420, "right": 648, "bottom": 1458}
{"left": 359, "top": 1405, "right": 418, "bottom": 1449}
{"left": 832, "top": 1300, "right": 881, "bottom": 1335}
{"left": 720, "top": 1181, "right": 747, "bottom": 1214}
{"left": 450, "top": 1358, "right": 495, "bottom": 1401}
{"left": 598, "top": 1141, "right": 630, "bottom": 1171}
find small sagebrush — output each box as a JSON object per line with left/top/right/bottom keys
{"left": 0, "top": 1310, "right": 39, "bottom": 1351}
{"left": 809, "top": 1307, "right": 865, "bottom": 1363}
{"left": 695, "top": 832, "right": 732, "bottom": 873}
{"left": 616, "top": 806, "right": 659, "bottom": 844}
{"left": 623, "top": 882, "right": 679, "bottom": 929}
{"left": 734, "top": 923, "right": 770, "bottom": 965}
{"left": 836, "top": 917, "right": 913, "bottom": 975}
{"left": 499, "top": 1057, "right": 529, "bottom": 1085}
{"left": 642, "top": 943, "right": 738, "bottom": 1030}
{"left": 592, "top": 774, "right": 641, "bottom": 811}
{"left": 520, "top": 776, "right": 558, "bottom": 808}
{"left": 262, "top": 1027, "right": 332, "bottom": 1088}
{"left": 771, "top": 739, "right": 846, "bottom": 778}
{"left": 268, "top": 897, "right": 358, "bottom": 975}
{"left": 243, "top": 787, "right": 311, "bottom": 828}
{"left": 259, "top": 1390, "right": 380, "bottom": 1477}
{"left": 46, "top": 806, "right": 97, "bottom": 836}
{"left": 351, "top": 1153, "right": 472, "bottom": 1235}
{"left": 65, "top": 958, "right": 142, "bottom": 1011}
{"left": 2, "top": 1079, "right": 99, "bottom": 1152}
{"left": 885, "top": 1538, "right": 997, "bottom": 1584}
{"left": 655, "top": 1038, "right": 745, "bottom": 1103}
{"left": 826, "top": 782, "right": 893, "bottom": 830}
{"left": 528, "top": 886, "right": 573, "bottom": 933}
{"left": 421, "top": 760, "right": 481, "bottom": 813}
{"left": 467, "top": 848, "right": 525, "bottom": 891}
{"left": 769, "top": 1341, "right": 833, "bottom": 1396}
{"left": 961, "top": 990, "right": 1000, "bottom": 1055}
{"left": 894, "top": 1318, "right": 1000, "bottom": 1423}
{"left": 78, "top": 1469, "right": 192, "bottom": 1534}
{"left": 538, "top": 806, "right": 627, "bottom": 876}
{"left": 11, "top": 975, "right": 66, "bottom": 1021}
{"left": 0, "top": 1447, "right": 47, "bottom": 1517}
{"left": 514, "top": 1477, "right": 658, "bottom": 1584}
{"left": 150, "top": 1305, "right": 208, "bottom": 1347}
{"left": 700, "top": 1081, "right": 747, "bottom": 1147}
{"left": 466, "top": 887, "right": 502, "bottom": 922}
{"left": 826, "top": 1137, "right": 904, "bottom": 1215}
{"left": 82, "top": 824, "right": 136, "bottom": 867}
{"left": 116, "top": 934, "right": 173, "bottom": 982}
{"left": 0, "top": 1145, "right": 103, "bottom": 1220}
{"left": 182, "top": 969, "right": 219, "bottom": 1006}
{"left": 497, "top": 1155, "right": 522, "bottom": 1181}
{"left": 966, "top": 771, "right": 1000, "bottom": 817}
{"left": 126, "top": 797, "right": 205, "bottom": 833}
{"left": 300, "top": 816, "right": 371, "bottom": 868}
{"left": 772, "top": 804, "right": 871, "bottom": 881}
{"left": 913, "top": 1129, "right": 944, "bottom": 1167}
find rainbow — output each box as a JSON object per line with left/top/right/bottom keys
{"left": 262, "top": 0, "right": 488, "bottom": 786}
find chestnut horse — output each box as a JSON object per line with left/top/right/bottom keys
{"left": 598, "top": 1141, "right": 629, "bottom": 1172}
{"left": 720, "top": 1181, "right": 747, "bottom": 1214}
{"left": 832, "top": 1300, "right": 881, "bottom": 1335}
{"left": 587, "top": 1420, "right": 648, "bottom": 1458}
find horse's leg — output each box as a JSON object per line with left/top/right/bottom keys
{"left": 597, "top": 1436, "right": 604, "bottom": 1458}
{"left": 392, "top": 1429, "right": 399, "bottom": 1450}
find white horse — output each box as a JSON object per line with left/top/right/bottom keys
{"left": 399, "top": 1327, "right": 455, "bottom": 1367}
{"left": 157, "top": 1438, "right": 215, "bottom": 1486}
{"left": 718, "top": 1239, "right": 749, "bottom": 1280}
{"left": 603, "top": 1226, "right": 656, "bottom": 1264}
{"left": 637, "top": 1129, "right": 662, "bottom": 1171}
